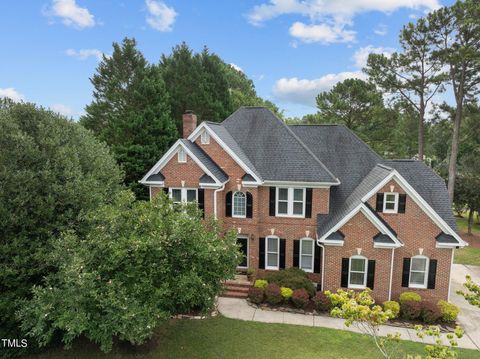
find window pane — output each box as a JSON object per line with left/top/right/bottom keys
{"left": 385, "top": 194, "right": 396, "bottom": 202}
{"left": 350, "top": 272, "right": 365, "bottom": 285}
{"left": 301, "top": 255, "right": 312, "bottom": 270}
{"left": 411, "top": 258, "right": 426, "bottom": 271}
{"left": 351, "top": 258, "right": 365, "bottom": 272}
{"left": 301, "top": 240, "right": 313, "bottom": 255}
{"left": 267, "top": 253, "right": 278, "bottom": 267}
{"left": 293, "top": 202, "right": 303, "bottom": 215}
{"left": 172, "top": 189, "right": 182, "bottom": 202}
{"left": 233, "top": 192, "right": 246, "bottom": 216}
{"left": 410, "top": 271, "right": 425, "bottom": 285}
{"left": 278, "top": 201, "right": 288, "bottom": 214}
{"left": 267, "top": 237, "right": 278, "bottom": 252}
{"left": 186, "top": 190, "right": 196, "bottom": 202}
{"left": 293, "top": 188, "right": 303, "bottom": 201}
{"left": 385, "top": 202, "right": 395, "bottom": 210}
{"left": 278, "top": 188, "right": 288, "bottom": 200}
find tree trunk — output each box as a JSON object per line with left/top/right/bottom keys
{"left": 418, "top": 102, "right": 425, "bottom": 161}
{"left": 447, "top": 103, "right": 463, "bottom": 200}
{"left": 468, "top": 207, "right": 474, "bottom": 235}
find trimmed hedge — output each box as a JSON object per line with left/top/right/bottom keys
{"left": 265, "top": 283, "right": 283, "bottom": 305}
{"left": 421, "top": 302, "right": 442, "bottom": 324}
{"left": 399, "top": 291, "right": 422, "bottom": 303}
{"left": 291, "top": 288, "right": 310, "bottom": 308}
{"left": 281, "top": 287, "right": 293, "bottom": 301}
{"left": 254, "top": 279, "right": 268, "bottom": 289}
{"left": 265, "top": 268, "right": 315, "bottom": 297}
{"left": 383, "top": 301, "right": 400, "bottom": 319}
{"left": 400, "top": 300, "right": 422, "bottom": 320}
{"left": 248, "top": 287, "right": 264, "bottom": 304}
{"left": 313, "top": 291, "right": 331, "bottom": 312}
{"left": 437, "top": 300, "right": 459, "bottom": 322}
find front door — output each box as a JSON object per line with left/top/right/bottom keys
{"left": 237, "top": 236, "right": 248, "bottom": 268}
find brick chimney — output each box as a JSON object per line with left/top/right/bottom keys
{"left": 182, "top": 110, "right": 197, "bottom": 138}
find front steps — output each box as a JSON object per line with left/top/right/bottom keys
{"left": 221, "top": 276, "right": 252, "bottom": 298}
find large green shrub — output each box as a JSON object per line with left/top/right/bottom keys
{"left": 0, "top": 100, "right": 123, "bottom": 358}
{"left": 399, "top": 291, "right": 422, "bottom": 303}
{"left": 17, "top": 192, "right": 239, "bottom": 352}
{"left": 382, "top": 301, "right": 400, "bottom": 319}
{"left": 437, "top": 300, "right": 459, "bottom": 322}
{"left": 265, "top": 268, "right": 315, "bottom": 297}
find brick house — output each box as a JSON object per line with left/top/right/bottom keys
{"left": 140, "top": 107, "right": 467, "bottom": 303}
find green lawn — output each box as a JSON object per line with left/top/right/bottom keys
{"left": 456, "top": 215, "right": 480, "bottom": 235}
{"left": 454, "top": 216, "right": 480, "bottom": 266}
{"left": 30, "top": 316, "right": 479, "bottom": 359}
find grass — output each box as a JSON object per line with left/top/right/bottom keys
{"left": 454, "top": 216, "right": 480, "bottom": 266}
{"left": 30, "top": 316, "right": 479, "bottom": 359}
{"left": 456, "top": 215, "right": 480, "bottom": 235}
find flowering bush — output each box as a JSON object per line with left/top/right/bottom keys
{"left": 399, "top": 291, "right": 422, "bottom": 303}
{"left": 421, "top": 302, "right": 442, "bottom": 324}
{"left": 280, "top": 287, "right": 293, "bottom": 301}
{"left": 254, "top": 279, "right": 268, "bottom": 289}
{"left": 248, "top": 287, "right": 264, "bottom": 304}
{"left": 401, "top": 300, "right": 422, "bottom": 320}
{"left": 382, "top": 301, "right": 400, "bottom": 319}
{"left": 312, "top": 291, "right": 332, "bottom": 312}
{"left": 265, "top": 283, "right": 283, "bottom": 305}
{"left": 437, "top": 300, "right": 459, "bottom": 322}
{"left": 291, "top": 288, "right": 310, "bottom": 308}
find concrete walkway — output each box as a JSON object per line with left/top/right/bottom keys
{"left": 217, "top": 297, "right": 479, "bottom": 350}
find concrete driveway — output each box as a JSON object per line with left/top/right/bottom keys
{"left": 450, "top": 263, "right": 480, "bottom": 349}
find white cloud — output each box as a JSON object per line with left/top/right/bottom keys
{"left": 289, "top": 21, "right": 355, "bottom": 44}
{"left": 352, "top": 45, "right": 395, "bottom": 69}
{"left": 50, "top": 103, "right": 74, "bottom": 116}
{"left": 272, "top": 71, "right": 366, "bottom": 107}
{"left": 0, "top": 88, "right": 25, "bottom": 102}
{"left": 229, "top": 63, "right": 243, "bottom": 72}
{"left": 65, "top": 48, "right": 105, "bottom": 61}
{"left": 374, "top": 24, "right": 388, "bottom": 36}
{"left": 45, "top": 0, "right": 95, "bottom": 28}
{"left": 145, "top": 0, "right": 177, "bottom": 32}
{"left": 248, "top": 0, "right": 439, "bottom": 44}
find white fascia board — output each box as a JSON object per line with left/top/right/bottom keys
{"left": 189, "top": 123, "right": 263, "bottom": 184}
{"left": 436, "top": 242, "right": 467, "bottom": 249}
{"left": 139, "top": 140, "right": 223, "bottom": 186}
{"left": 360, "top": 170, "right": 466, "bottom": 247}
{"left": 318, "top": 239, "right": 344, "bottom": 247}
{"left": 199, "top": 183, "right": 223, "bottom": 189}
{"left": 374, "top": 243, "right": 400, "bottom": 249}
{"left": 317, "top": 203, "right": 400, "bottom": 246}
{"left": 241, "top": 181, "right": 259, "bottom": 188}
{"left": 262, "top": 180, "right": 339, "bottom": 188}
{"left": 144, "top": 181, "right": 165, "bottom": 186}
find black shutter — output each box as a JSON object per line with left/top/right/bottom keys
{"left": 279, "top": 239, "right": 286, "bottom": 269}
{"left": 398, "top": 194, "right": 407, "bottom": 213}
{"left": 376, "top": 193, "right": 384, "bottom": 212}
{"left": 163, "top": 187, "right": 169, "bottom": 194}
{"left": 269, "top": 187, "right": 276, "bottom": 216}
{"left": 305, "top": 188, "right": 313, "bottom": 218}
{"left": 259, "top": 238, "right": 265, "bottom": 269}
{"left": 367, "top": 260, "right": 376, "bottom": 289}
{"left": 427, "top": 259, "right": 437, "bottom": 289}
{"left": 198, "top": 189, "right": 205, "bottom": 218}
{"left": 293, "top": 240, "right": 300, "bottom": 267}
{"left": 314, "top": 243, "right": 321, "bottom": 273}
{"left": 341, "top": 258, "right": 349, "bottom": 288}
{"left": 246, "top": 192, "right": 253, "bottom": 218}
{"left": 225, "top": 191, "right": 232, "bottom": 217}
{"left": 401, "top": 258, "right": 411, "bottom": 287}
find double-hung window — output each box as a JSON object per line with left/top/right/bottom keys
{"left": 232, "top": 191, "right": 246, "bottom": 218}
{"left": 300, "top": 238, "right": 314, "bottom": 273}
{"left": 276, "top": 188, "right": 305, "bottom": 217}
{"left": 170, "top": 188, "right": 197, "bottom": 204}
{"left": 265, "top": 236, "right": 280, "bottom": 270}
{"left": 348, "top": 256, "right": 368, "bottom": 289}
{"left": 409, "top": 255, "right": 429, "bottom": 288}
{"left": 383, "top": 193, "right": 399, "bottom": 213}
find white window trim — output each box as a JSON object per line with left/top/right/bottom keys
{"left": 409, "top": 255, "right": 429, "bottom": 289}
{"left": 265, "top": 235, "right": 280, "bottom": 270}
{"left": 275, "top": 187, "right": 306, "bottom": 218}
{"left": 178, "top": 148, "right": 187, "bottom": 163}
{"left": 348, "top": 255, "right": 368, "bottom": 289}
{"left": 232, "top": 191, "right": 247, "bottom": 218}
{"left": 200, "top": 130, "right": 210, "bottom": 144}
{"left": 299, "top": 238, "right": 314, "bottom": 273}
{"left": 169, "top": 188, "right": 197, "bottom": 203}
{"left": 383, "top": 192, "right": 399, "bottom": 213}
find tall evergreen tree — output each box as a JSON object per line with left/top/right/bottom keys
{"left": 365, "top": 18, "right": 445, "bottom": 161}
{"left": 428, "top": 0, "right": 480, "bottom": 200}
{"left": 81, "top": 38, "right": 177, "bottom": 199}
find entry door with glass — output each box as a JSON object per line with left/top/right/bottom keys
{"left": 237, "top": 236, "right": 248, "bottom": 268}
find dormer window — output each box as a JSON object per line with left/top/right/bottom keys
{"left": 178, "top": 148, "right": 186, "bottom": 163}
{"left": 383, "top": 192, "right": 399, "bottom": 213}
{"left": 201, "top": 130, "right": 210, "bottom": 144}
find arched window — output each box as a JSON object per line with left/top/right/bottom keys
{"left": 232, "top": 191, "right": 246, "bottom": 218}
{"left": 409, "top": 255, "right": 429, "bottom": 288}
{"left": 348, "top": 255, "right": 368, "bottom": 289}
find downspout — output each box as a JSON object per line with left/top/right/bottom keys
{"left": 316, "top": 234, "right": 326, "bottom": 291}
{"left": 388, "top": 248, "right": 395, "bottom": 301}
{"left": 448, "top": 248, "right": 455, "bottom": 301}
{"left": 213, "top": 182, "right": 226, "bottom": 219}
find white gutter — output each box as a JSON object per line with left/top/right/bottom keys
{"left": 388, "top": 248, "right": 395, "bottom": 301}
{"left": 213, "top": 182, "right": 226, "bottom": 218}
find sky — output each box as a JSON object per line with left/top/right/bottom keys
{"left": 0, "top": 0, "right": 455, "bottom": 119}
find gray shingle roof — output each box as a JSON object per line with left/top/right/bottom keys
{"left": 181, "top": 139, "right": 228, "bottom": 183}
{"left": 221, "top": 107, "right": 338, "bottom": 183}
{"left": 374, "top": 233, "right": 395, "bottom": 244}
{"left": 436, "top": 233, "right": 459, "bottom": 244}
{"left": 326, "top": 231, "right": 345, "bottom": 241}
{"left": 199, "top": 174, "right": 216, "bottom": 184}
{"left": 145, "top": 173, "right": 165, "bottom": 182}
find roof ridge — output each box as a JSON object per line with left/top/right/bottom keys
{"left": 376, "top": 163, "right": 393, "bottom": 171}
